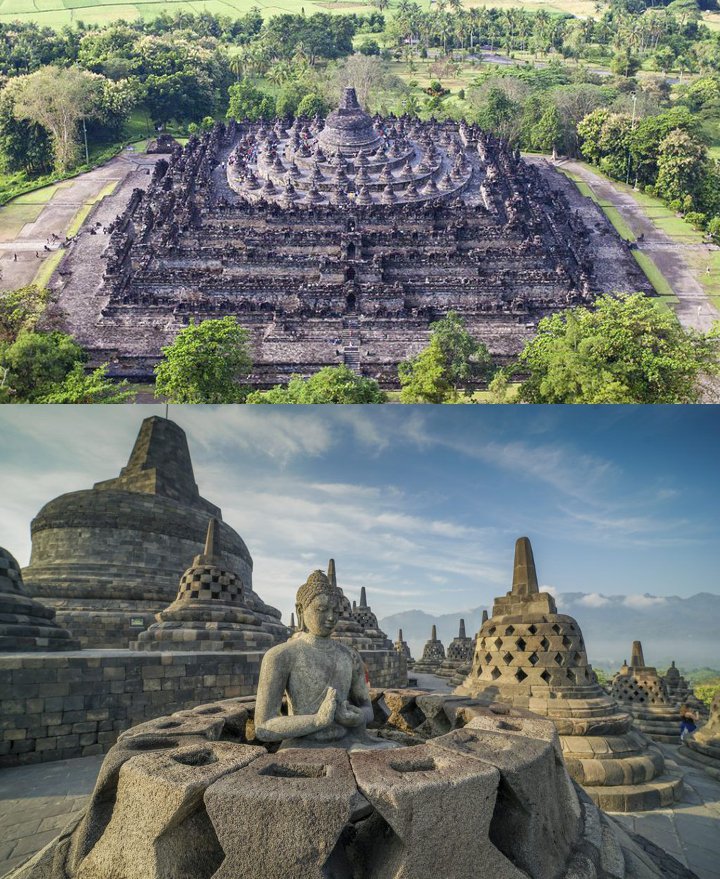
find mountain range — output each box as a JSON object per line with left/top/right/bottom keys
{"left": 379, "top": 591, "right": 720, "bottom": 672}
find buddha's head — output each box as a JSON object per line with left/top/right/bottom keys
{"left": 296, "top": 570, "right": 342, "bottom": 637}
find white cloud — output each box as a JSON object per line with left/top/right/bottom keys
{"left": 579, "top": 592, "right": 611, "bottom": 607}
{"left": 623, "top": 594, "right": 667, "bottom": 609}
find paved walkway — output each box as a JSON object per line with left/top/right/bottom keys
{"left": 0, "top": 148, "right": 156, "bottom": 292}
{"left": 0, "top": 754, "right": 104, "bottom": 877}
{"left": 0, "top": 729, "right": 718, "bottom": 879}
{"left": 611, "top": 745, "right": 720, "bottom": 879}
{"left": 556, "top": 159, "right": 720, "bottom": 333}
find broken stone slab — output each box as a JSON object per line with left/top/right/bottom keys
{"left": 349, "top": 742, "right": 526, "bottom": 879}
{"left": 76, "top": 741, "right": 263, "bottom": 879}
{"left": 205, "top": 746, "right": 361, "bottom": 879}
{"left": 430, "top": 725, "right": 581, "bottom": 878}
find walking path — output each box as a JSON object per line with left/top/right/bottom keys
{"left": 0, "top": 148, "right": 156, "bottom": 292}
{"left": 556, "top": 159, "right": 720, "bottom": 333}
{"left": 0, "top": 713, "right": 718, "bottom": 879}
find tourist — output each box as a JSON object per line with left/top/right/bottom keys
{"left": 680, "top": 704, "right": 697, "bottom": 740}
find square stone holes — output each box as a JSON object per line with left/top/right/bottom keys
{"left": 490, "top": 667, "right": 501, "bottom": 680}
{"left": 540, "top": 637, "right": 550, "bottom": 651}
{"left": 553, "top": 653, "right": 564, "bottom": 666}
{"left": 515, "top": 637, "right": 527, "bottom": 651}
{"left": 502, "top": 652, "right": 513, "bottom": 666}
{"left": 528, "top": 653, "right": 539, "bottom": 666}
{"left": 515, "top": 669, "right": 528, "bottom": 683}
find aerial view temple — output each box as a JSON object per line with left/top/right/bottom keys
{"left": 55, "top": 87, "right": 649, "bottom": 386}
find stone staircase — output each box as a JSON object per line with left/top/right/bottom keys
{"left": 342, "top": 316, "right": 361, "bottom": 373}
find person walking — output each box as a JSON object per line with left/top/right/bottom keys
{"left": 679, "top": 704, "right": 697, "bottom": 741}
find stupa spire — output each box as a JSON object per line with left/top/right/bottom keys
{"left": 360, "top": 587, "right": 367, "bottom": 608}
{"left": 431, "top": 624, "right": 437, "bottom": 640}
{"left": 327, "top": 558, "right": 337, "bottom": 589}
{"left": 482, "top": 609, "right": 488, "bottom": 623}
{"left": 631, "top": 641, "right": 645, "bottom": 668}
{"left": 398, "top": 628, "right": 403, "bottom": 640}
{"left": 459, "top": 619, "right": 466, "bottom": 638}
{"left": 202, "top": 518, "right": 220, "bottom": 561}
{"left": 511, "top": 537, "right": 539, "bottom": 596}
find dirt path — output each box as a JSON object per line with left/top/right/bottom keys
{"left": 557, "top": 159, "right": 720, "bottom": 333}
{"left": 0, "top": 149, "right": 156, "bottom": 291}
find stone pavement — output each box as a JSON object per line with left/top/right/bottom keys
{"left": 0, "top": 713, "right": 718, "bottom": 879}
{"left": 610, "top": 744, "right": 720, "bottom": 879}
{"left": 0, "top": 754, "right": 104, "bottom": 877}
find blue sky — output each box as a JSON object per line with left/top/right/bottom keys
{"left": 0, "top": 405, "right": 718, "bottom": 625}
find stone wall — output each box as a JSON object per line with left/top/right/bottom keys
{"left": 0, "top": 650, "right": 263, "bottom": 768}
{"left": 361, "top": 649, "right": 407, "bottom": 688}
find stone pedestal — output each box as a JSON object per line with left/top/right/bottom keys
{"left": 0, "top": 546, "right": 79, "bottom": 651}
{"left": 611, "top": 642, "right": 682, "bottom": 744}
{"left": 23, "top": 417, "right": 285, "bottom": 648}
{"left": 456, "top": 538, "right": 682, "bottom": 811}
{"left": 7, "top": 693, "right": 689, "bottom": 879}
{"left": 413, "top": 626, "right": 446, "bottom": 674}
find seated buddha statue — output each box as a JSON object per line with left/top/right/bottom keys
{"left": 254, "top": 569, "right": 396, "bottom": 750}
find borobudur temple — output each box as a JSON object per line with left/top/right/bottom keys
{"left": 55, "top": 87, "right": 650, "bottom": 386}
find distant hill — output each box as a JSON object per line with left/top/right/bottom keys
{"left": 380, "top": 591, "right": 720, "bottom": 671}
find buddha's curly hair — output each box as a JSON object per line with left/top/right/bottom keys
{"left": 296, "top": 570, "right": 342, "bottom": 613}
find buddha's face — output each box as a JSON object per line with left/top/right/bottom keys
{"left": 301, "top": 593, "right": 340, "bottom": 638}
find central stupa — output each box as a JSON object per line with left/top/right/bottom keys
{"left": 316, "top": 86, "right": 382, "bottom": 156}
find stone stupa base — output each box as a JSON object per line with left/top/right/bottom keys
{"left": 6, "top": 692, "right": 693, "bottom": 879}
{"left": 676, "top": 738, "right": 720, "bottom": 781}
{"left": 630, "top": 708, "right": 682, "bottom": 744}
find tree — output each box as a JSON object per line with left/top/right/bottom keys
{"left": 246, "top": 365, "right": 386, "bottom": 403}
{"left": 8, "top": 66, "right": 103, "bottom": 171}
{"left": 0, "top": 330, "right": 86, "bottom": 402}
{"left": 154, "top": 317, "right": 252, "bottom": 403}
{"left": 38, "top": 363, "right": 133, "bottom": 403}
{"left": 226, "top": 78, "right": 276, "bottom": 121}
{"left": 0, "top": 285, "right": 57, "bottom": 343}
{"left": 516, "top": 293, "right": 719, "bottom": 403}
{"left": 399, "top": 311, "right": 491, "bottom": 402}
{"left": 655, "top": 128, "right": 706, "bottom": 206}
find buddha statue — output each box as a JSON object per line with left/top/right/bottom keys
{"left": 254, "top": 569, "right": 396, "bottom": 750}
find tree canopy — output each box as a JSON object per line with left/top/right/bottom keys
{"left": 399, "top": 311, "right": 492, "bottom": 402}
{"left": 154, "top": 317, "right": 253, "bottom": 403}
{"left": 246, "top": 365, "right": 386, "bottom": 403}
{"left": 516, "top": 293, "right": 720, "bottom": 403}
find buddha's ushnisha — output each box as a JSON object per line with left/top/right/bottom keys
{"left": 254, "top": 569, "right": 396, "bottom": 750}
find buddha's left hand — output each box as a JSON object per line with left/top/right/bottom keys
{"left": 335, "top": 700, "right": 365, "bottom": 727}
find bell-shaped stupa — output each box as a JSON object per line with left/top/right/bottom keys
{"left": 0, "top": 545, "right": 79, "bottom": 651}
{"left": 394, "top": 628, "right": 412, "bottom": 664}
{"left": 413, "top": 625, "right": 446, "bottom": 673}
{"left": 349, "top": 586, "right": 394, "bottom": 651}
{"left": 132, "top": 519, "right": 281, "bottom": 651}
{"left": 23, "top": 416, "right": 286, "bottom": 648}
{"left": 316, "top": 87, "right": 382, "bottom": 157}
{"left": 456, "top": 537, "right": 682, "bottom": 811}
{"left": 437, "top": 619, "right": 473, "bottom": 679}
{"left": 662, "top": 661, "right": 707, "bottom": 718}
{"left": 611, "top": 642, "right": 682, "bottom": 743}
{"left": 678, "top": 691, "right": 720, "bottom": 780}
{"left": 450, "top": 610, "right": 485, "bottom": 686}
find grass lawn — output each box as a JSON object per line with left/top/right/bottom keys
{"left": 563, "top": 161, "right": 720, "bottom": 311}
{"left": 0, "top": 182, "right": 62, "bottom": 241}
{"left": 32, "top": 248, "right": 64, "bottom": 287}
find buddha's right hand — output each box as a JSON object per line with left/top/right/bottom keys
{"left": 315, "top": 687, "right": 337, "bottom": 728}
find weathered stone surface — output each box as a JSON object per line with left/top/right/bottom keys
{"left": 22, "top": 417, "right": 286, "bottom": 649}
{"left": 6, "top": 692, "right": 688, "bottom": 879}
{"left": 77, "top": 741, "right": 262, "bottom": 879}
{"left": 205, "top": 747, "right": 358, "bottom": 879}
{"left": 0, "top": 545, "right": 79, "bottom": 652}
{"left": 350, "top": 742, "right": 525, "bottom": 879}
{"left": 456, "top": 537, "right": 682, "bottom": 812}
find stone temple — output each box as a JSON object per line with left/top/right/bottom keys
{"left": 456, "top": 537, "right": 682, "bottom": 811}
{"left": 413, "top": 625, "right": 446, "bottom": 673}
{"left": 56, "top": 87, "right": 650, "bottom": 386}
{"left": 23, "top": 416, "right": 286, "bottom": 649}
